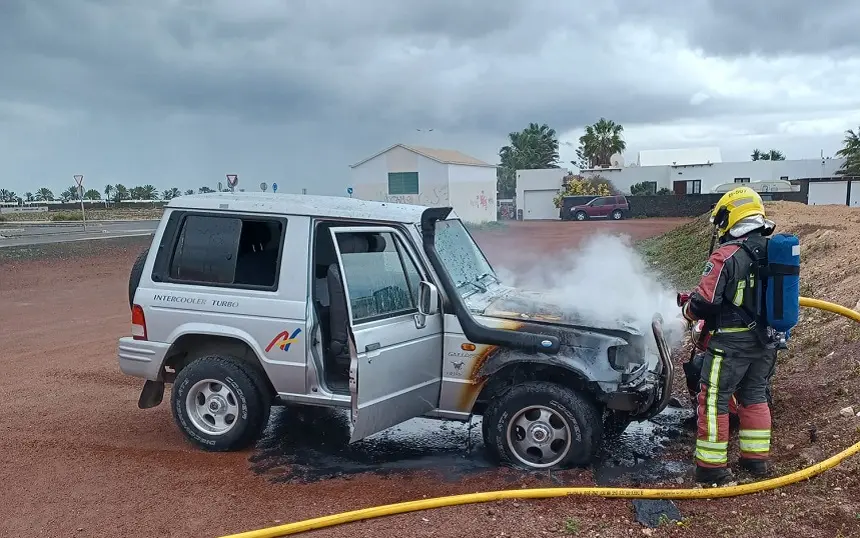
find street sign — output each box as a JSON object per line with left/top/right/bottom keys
{"left": 272, "top": 183, "right": 278, "bottom": 193}
{"left": 346, "top": 187, "right": 354, "bottom": 197}
{"left": 226, "top": 174, "right": 239, "bottom": 190}
{"left": 73, "top": 175, "right": 87, "bottom": 231}
{"left": 260, "top": 182, "right": 268, "bottom": 192}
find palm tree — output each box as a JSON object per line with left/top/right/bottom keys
{"left": 24, "top": 192, "right": 34, "bottom": 202}
{"left": 766, "top": 149, "right": 785, "bottom": 161}
{"left": 162, "top": 187, "right": 181, "bottom": 200}
{"left": 84, "top": 189, "right": 102, "bottom": 200}
{"left": 199, "top": 186, "right": 216, "bottom": 194}
{"left": 140, "top": 184, "right": 159, "bottom": 200}
{"left": 577, "top": 118, "right": 627, "bottom": 168}
{"left": 751, "top": 149, "right": 786, "bottom": 161}
{"left": 0, "top": 189, "right": 14, "bottom": 202}
{"left": 104, "top": 184, "right": 114, "bottom": 203}
{"left": 836, "top": 127, "right": 860, "bottom": 176}
{"left": 113, "top": 184, "right": 129, "bottom": 203}
{"left": 62, "top": 186, "right": 80, "bottom": 202}
{"left": 35, "top": 188, "right": 54, "bottom": 202}
{"left": 184, "top": 189, "right": 195, "bottom": 196}
{"left": 497, "top": 123, "right": 561, "bottom": 198}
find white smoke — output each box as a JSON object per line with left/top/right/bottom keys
{"left": 496, "top": 233, "right": 688, "bottom": 349}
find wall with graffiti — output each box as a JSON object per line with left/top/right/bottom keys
{"left": 447, "top": 164, "right": 497, "bottom": 223}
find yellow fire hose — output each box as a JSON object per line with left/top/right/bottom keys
{"left": 220, "top": 297, "right": 860, "bottom": 538}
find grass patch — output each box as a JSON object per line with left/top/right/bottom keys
{"left": 466, "top": 220, "right": 508, "bottom": 232}
{"left": 49, "top": 211, "right": 84, "bottom": 221}
{"left": 562, "top": 516, "right": 580, "bottom": 535}
{"left": 638, "top": 213, "right": 713, "bottom": 289}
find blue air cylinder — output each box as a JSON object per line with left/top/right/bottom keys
{"left": 765, "top": 233, "right": 801, "bottom": 333}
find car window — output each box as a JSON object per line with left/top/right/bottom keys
{"left": 338, "top": 231, "right": 421, "bottom": 322}
{"left": 168, "top": 214, "right": 283, "bottom": 289}
{"left": 434, "top": 219, "right": 496, "bottom": 295}
{"left": 615, "top": 196, "right": 625, "bottom": 205}
{"left": 591, "top": 198, "right": 605, "bottom": 207}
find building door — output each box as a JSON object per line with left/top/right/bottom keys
{"left": 523, "top": 189, "right": 559, "bottom": 220}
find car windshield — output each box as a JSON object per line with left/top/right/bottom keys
{"left": 434, "top": 219, "right": 498, "bottom": 295}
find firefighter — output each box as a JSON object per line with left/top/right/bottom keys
{"left": 678, "top": 186, "right": 778, "bottom": 485}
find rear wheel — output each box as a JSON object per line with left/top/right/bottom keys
{"left": 575, "top": 211, "right": 587, "bottom": 221}
{"left": 482, "top": 381, "right": 602, "bottom": 470}
{"left": 611, "top": 209, "right": 623, "bottom": 220}
{"left": 171, "top": 355, "right": 271, "bottom": 451}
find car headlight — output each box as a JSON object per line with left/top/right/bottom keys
{"left": 608, "top": 343, "right": 645, "bottom": 372}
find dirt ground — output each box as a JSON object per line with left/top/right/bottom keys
{"left": 1, "top": 217, "right": 858, "bottom": 538}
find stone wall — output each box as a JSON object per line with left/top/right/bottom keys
{"left": 559, "top": 191, "right": 808, "bottom": 219}
{"left": 626, "top": 191, "right": 808, "bottom": 218}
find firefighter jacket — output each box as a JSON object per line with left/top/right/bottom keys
{"left": 683, "top": 232, "right": 768, "bottom": 334}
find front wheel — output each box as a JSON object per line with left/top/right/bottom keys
{"left": 171, "top": 355, "right": 271, "bottom": 451}
{"left": 482, "top": 381, "right": 602, "bottom": 470}
{"left": 575, "top": 211, "right": 588, "bottom": 221}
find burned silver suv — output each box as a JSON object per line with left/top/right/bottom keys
{"left": 118, "top": 193, "right": 674, "bottom": 470}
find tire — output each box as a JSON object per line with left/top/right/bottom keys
{"left": 482, "top": 381, "right": 603, "bottom": 470}
{"left": 128, "top": 248, "right": 149, "bottom": 309}
{"left": 171, "top": 355, "right": 271, "bottom": 452}
{"left": 575, "top": 211, "right": 588, "bottom": 222}
{"left": 611, "top": 210, "right": 623, "bottom": 220}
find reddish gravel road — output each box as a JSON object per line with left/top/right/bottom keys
{"left": 9, "top": 218, "right": 850, "bottom": 538}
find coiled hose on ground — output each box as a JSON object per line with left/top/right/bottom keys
{"left": 220, "top": 297, "right": 860, "bottom": 538}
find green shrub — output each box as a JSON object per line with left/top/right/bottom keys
{"left": 49, "top": 212, "right": 84, "bottom": 221}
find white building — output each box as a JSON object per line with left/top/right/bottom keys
{"left": 581, "top": 147, "right": 847, "bottom": 197}
{"left": 514, "top": 168, "right": 568, "bottom": 220}
{"left": 350, "top": 144, "right": 497, "bottom": 223}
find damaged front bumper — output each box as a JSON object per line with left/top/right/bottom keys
{"left": 602, "top": 313, "right": 675, "bottom": 419}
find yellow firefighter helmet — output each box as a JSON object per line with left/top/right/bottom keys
{"left": 710, "top": 186, "right": 766, "bottom": 237}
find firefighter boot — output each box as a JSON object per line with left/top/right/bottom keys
{"left": 738, "top": 458, "right": 772, "bottom": 478}
{"left": 694, "top": 465, "right": 734, "bottom": 486}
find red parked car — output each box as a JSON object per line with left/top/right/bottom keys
{"left": 568, "top": 195, "right": 629, "bottom": 221}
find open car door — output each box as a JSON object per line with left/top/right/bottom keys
{"left": 329, "top": 226, "right": 444, "bottom": 442}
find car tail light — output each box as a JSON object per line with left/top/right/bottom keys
{"left": 131, "top": 304, "right": 148, "bottom": 341}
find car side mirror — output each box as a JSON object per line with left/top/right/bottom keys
{"left": 418, "top": 280, "right": 440, "bottom": 315}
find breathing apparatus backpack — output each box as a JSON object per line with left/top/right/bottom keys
{"left": 730, "top": 233, "right": 801, "bottom": 349}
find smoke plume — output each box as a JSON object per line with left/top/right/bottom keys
{"left": 496, "top": 233, "right": 688, "bottom": 348}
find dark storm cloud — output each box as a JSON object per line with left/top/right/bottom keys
{"left": 0, "top": 0, "right": 730, "bottom": 134}
{"left": 625, "top": 0, "right": 860, "bottom": 57}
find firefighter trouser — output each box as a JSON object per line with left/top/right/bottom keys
{"left": 695, "top": 333, "right": 777, "bottom": 468}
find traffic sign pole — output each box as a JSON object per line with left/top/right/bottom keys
{"left": 74, "top": 175, "right": 87, "bottom": 231}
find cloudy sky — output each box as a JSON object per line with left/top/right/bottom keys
{"left": 2, "top": 0, "right": 859, "bottom": 197}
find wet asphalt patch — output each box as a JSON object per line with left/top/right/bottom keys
{"left": 249, "top": 405, "right": 695, "bottom": 486}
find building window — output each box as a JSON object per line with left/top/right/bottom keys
{"left": 387, "top": 172, "right": 419, "bottom": 195}
{"left": 734, "top": 177, "right": 750, "bottom": 183}
{"left": 672, "top": 180, "right": 702, "bottom": 195}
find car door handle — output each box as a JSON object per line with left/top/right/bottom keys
{"left": 365, "top": 342, "right": 380, "bottom": 352}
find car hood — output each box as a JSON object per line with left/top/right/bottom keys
{"left": 473, "top": 286, "right": 644, "bottom": 337}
